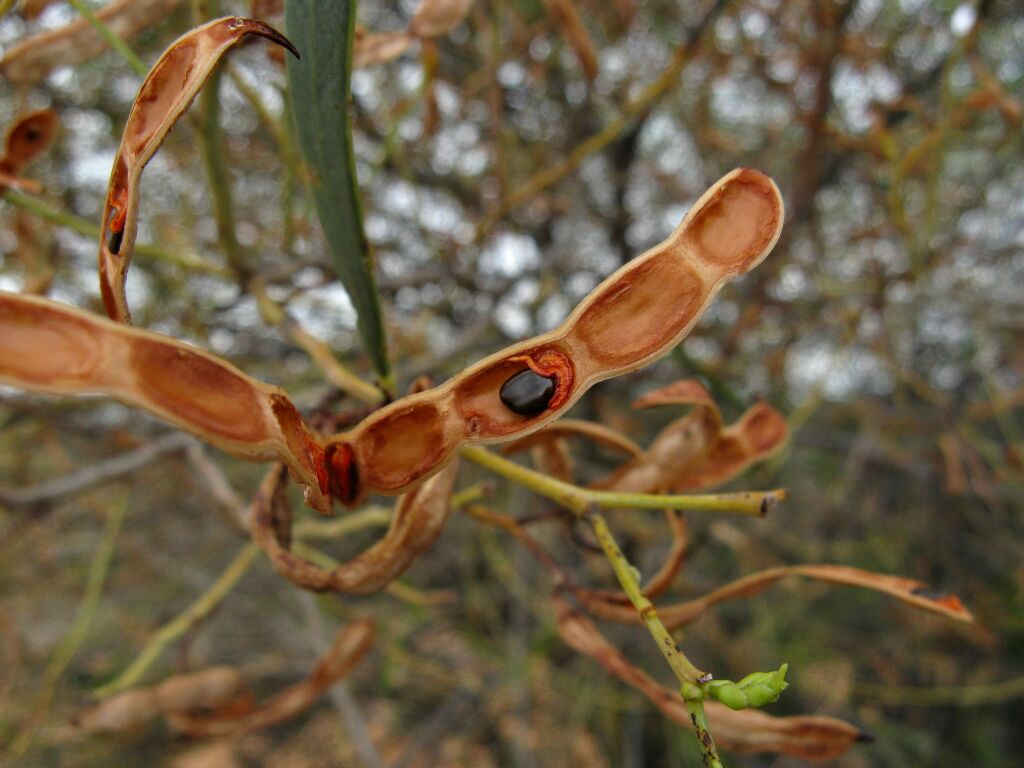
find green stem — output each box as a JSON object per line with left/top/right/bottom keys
{"left": 684, "top": 697, "right": 725, "bottom": 768}
{"left": 461, "top": 450, "right": 730, "bottom": 760}
{"left": 197, "top": 65, "right": 246, "bottom": 276}
{"left": 93, "top": 541, "right": 260, "bottom": 698}
{"left": 8, "top": 492, "right": 128, "bottom": 760}
{"left": 586, "top": 507, "right": 705, "bottom": 683}
{"left": 461, "top": 446, "right": 782, "bottom": 516}
{"left": 2, "top": 188, "right": 229, "bottom": 275}
{"left": 66, "top": 0, "right": 148, "bottom": 76}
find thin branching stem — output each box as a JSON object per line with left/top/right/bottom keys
{"left": 94, "top": 542, "right": 261, "bottom": 698}
{"left": 461, "top": 445, "right": 783, "bottom": 516}
{"left": 8, "top": 491, "right": 128, "bottom": 760}
{"left": 2, "top": 188, "right": 227, "bottom": 274}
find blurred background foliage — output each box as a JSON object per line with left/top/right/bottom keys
{"left": 0, "top": 0, "right": 1022, "bottom": 765}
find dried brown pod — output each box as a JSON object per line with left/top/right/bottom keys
{"left": 169, "top": 619, "right": 375, "bottom": 737}
{"left": 155, "top": 666, "right": 250, "bottom": 714}
{"left": 673, "top": 400, "right": 789, "bottom": 491}
{"left": 97, "top": 16, "right": 299, "bottom": 323}
{"left": 580, "top": 563, "right": 975, "bottom": 627}
{"left": 0, "top": 109, "right": 59, "bottom": 186}
{"left": 0, "top": 292, "right": 331, "bottom": 513}
{"left": 74, "top": 667, "right": 248, "bottom": 734}
{"left": 1, "top": 171, "right": 781, "bottom": 514}
{"left": 322, "top": 169, "right": 784, "bottom": 507}
{"left": 252, "top": 460, "right": 460, "bottom": 594}
{"left": 73, "top": 688, "right": 162, "bottom": 734}
{"left": 353, "top": 0, "right": 474, "bottom": 69}
{"left": 353, "top": 29, "right": 413, "bottom": 69}
{"left": 542, "top": 0, "right": 599, "bottom": 81}
{"left": 553, "top": 597, "right": 867, "bottom": 760}
{"left": 592, "top": 380, "right": 723, "bottom": 494}
{"left": 408, "top": 0, "right": 475, "bottom": 38}
{"left": 0, "top": 0, "right": 184, "bottom": 85}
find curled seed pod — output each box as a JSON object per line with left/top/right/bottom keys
{"left": 169, "top": 619, "right": 375, "bottom": 736}
{"left": 673, "top": 401, "right": 789, "bottom": 491}
{"left": 324, "top": 169, "right": 784, "bottom": 506}
{"left": 706, "top": 664, "right": 789, "bottom": 711}
{"left": 252, "top": 460, "right": 460, "bottom": 594}
{"left": 97, "top": 16, "right": 298, "bottom": 323}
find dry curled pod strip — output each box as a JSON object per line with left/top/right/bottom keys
{"left": 580, "top": 562, "right": 974, "bottom": 627}
{"left": 323, "top": 169, "right": 784, "bottom": 507}
{"left": 0, "top": 0, "right": 184, "bottom": 85}
{"left": 74, "top": 667, "right": 248, "bottom": 734}
{"left": 354, "top": 0, "right": 474, "bottom": 69}
{"left": 673, "top": 400, "right": 789, "bottom": 491}
{"left": 0, "top": 109, "right": 59, "bottom": 190}
{"left": 553, "top": 597, "right": 867, "bottom": 760}
{"left": 0, "top": 292, "right": 331, "bottom": 513}
{"left": 169, "top": 619, "right": 375, "bottom": 737}
{"left": 408, "top": 0, "right": 475, "bottom": 38}
{"left": 252, "top": 459, "right": 460, "bottom": 594}
{"left": 97, "top": 16, "right": 299, "bottom": 322}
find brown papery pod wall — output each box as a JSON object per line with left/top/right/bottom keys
{"left": 0, "top": 0, "right": 185, "bottom": 85}
{"left": 0, "top": 109, "right": 59, "bottom": 183}
{"left": 252, "top": 460, "right": 460, "bottom": 594}
{"left": 0, "top": 170, "right": 780, "bottom": 514}
{"left": 97, "top": 16, "right": 298, "bottom": 322}
{"left": 0, "top": 293, "right": 330, "bottom": 513}
{"left": 324, "top": 168, "right": 784, "bottom": 506}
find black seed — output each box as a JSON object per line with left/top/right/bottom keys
{"left": 106, "top": 207, "right": 123, "bottom": 254}
{"left": 500, "top": 369, "right": 555, "bottom": 416}
{"left": 107, "top": 227, "right": 123, "bottom": 255}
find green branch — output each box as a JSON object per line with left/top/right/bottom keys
{"left": 461, "top": 446, "right": 783, "bottom": 516}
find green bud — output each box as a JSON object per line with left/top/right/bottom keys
{"left": 706, "top": 663, "right": 789, "bottom": 711}
{"left": 681, "top": 682, "right": 704, "bottom": 702}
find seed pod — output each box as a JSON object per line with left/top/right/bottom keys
{"left": 323, "top": 168, "right": 784, "bottom": 506}
{"left": 0, "top": 0, "right": 184, "bottom": 85}
{"left": 0, "top": 292, "right": 331, "bottom": 513}
{"left": 0, "top": 170, "right": 783, "bottom": 513}
{"left": 581, "top": 562, "right": 975, "bottom": 628}
{"left": 97, "top": 16, "right": 298, "bottom": 323}
{"left": 0, "top": 109, "right": 59, "bottom": 180}
{"left": 169, "top": 620, "right": 375, "bottom": 736}
{"left": 252, "top": 459, "right": 460, "bottom": 594}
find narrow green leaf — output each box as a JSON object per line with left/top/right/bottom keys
{"left": 285, "top": 0, "right": 393, "bottom": 392}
